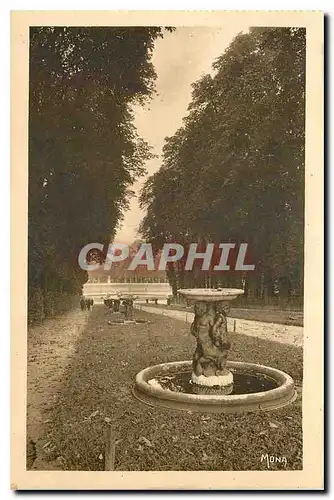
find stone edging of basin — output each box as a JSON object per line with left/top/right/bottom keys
{"left": 133, "top": 360, "right": 297, "bottom": 413}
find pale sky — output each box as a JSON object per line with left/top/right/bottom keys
{"left": 115, "top": 25, "right": 250, "bottom": 244}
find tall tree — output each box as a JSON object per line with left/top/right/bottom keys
{"left": 29, "top": 26, "right": 172, "bottom": 320}
{"left": 140, "top": 27, "right": 305, "bottom": 300}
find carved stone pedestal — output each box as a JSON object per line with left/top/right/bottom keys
{"left": 178, "top": 288, "right": 244, "bottom": 395}
{"left": 119, "top": 294, "right": 138, "bottom": 321}
{"left": 190, "top": 300, "right": 233, "bottom": 394}
{"left": 122, "top": 298, "right": 134, "bottom": 320}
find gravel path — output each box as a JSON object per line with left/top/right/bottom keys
{"left": 27, "top": 309, "right": 90, "bottom": 469}
{"left": 136, "top": 305, "right": 303, "bottom": 347}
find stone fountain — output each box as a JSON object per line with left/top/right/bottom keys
{"left": 133, "top": 288, "right": 296, "bottom": 413}
{"left": 106, "top": 293, "right": 137, "bottom": 324}
{"left": 179, "top": 288, "right": 243, "bottom": 395}
{"left": 107, "top": 293, "right": 151, "bottom": 325}
{"left": 104, "top": 294, "right": 121, "bottom": 312}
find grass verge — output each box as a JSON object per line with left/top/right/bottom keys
{"left": 148, "top": 303, "right": 303, "bottom": 327}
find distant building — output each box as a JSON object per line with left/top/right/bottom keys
{"left": 82, "top": 240, "right": 172, "bottom": 304}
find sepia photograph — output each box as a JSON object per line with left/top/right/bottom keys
{"left": 11, "top": 10, "right": 323, "bottom": 490}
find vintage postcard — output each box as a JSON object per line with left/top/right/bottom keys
{"left": 11, "top": 10, "right": 324, "bottom": 490}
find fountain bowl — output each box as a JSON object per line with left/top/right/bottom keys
{"left": 119, "top": 294, "right": 138, "bottom": 300}
{"left": 178, "top": 288, "right": 244, "bottom": 302}
{"left": 105, "top": 295, "right": 121, "bottom": 301}
{"left": 133, "top": 360, "right": 297, "bottom": 414}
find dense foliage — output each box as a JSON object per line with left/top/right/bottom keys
{"left": 29, "top": 26, "right": 170, "bottom": 323}
{"left": 140, "top": 27, "right": 305, "bottom": 306}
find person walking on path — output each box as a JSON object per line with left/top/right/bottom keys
{"left": 80, "top": 297, "right": 86, "bottom": 312}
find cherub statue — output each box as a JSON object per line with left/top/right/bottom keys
{"left": 190, "top": 301, "right": 213, "bottom": 337}
{"left": 211, "top": 302, "right": 230, "bottom": 349}
{"left": 191, "top": 301, "right": 232, "bottom": 378}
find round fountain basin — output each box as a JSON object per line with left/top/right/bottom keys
{"left": 178, "top": 288, "right": 244, "bottom": 302}
{"left": 133, "top": 361, "right": 297, "bottom": 413}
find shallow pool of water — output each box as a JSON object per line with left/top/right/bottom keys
{"left": 153, "top": 370, "right": 279, "bottom": 395}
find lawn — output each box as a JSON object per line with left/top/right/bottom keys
{"left": 229, "top": 307, "right": 303, "bottom": 327}
{"left": 34, "top": 306, "right": 303, "bottom": 471}
{"left": 148, "top": 303, "right": 303, "bottom": 327}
